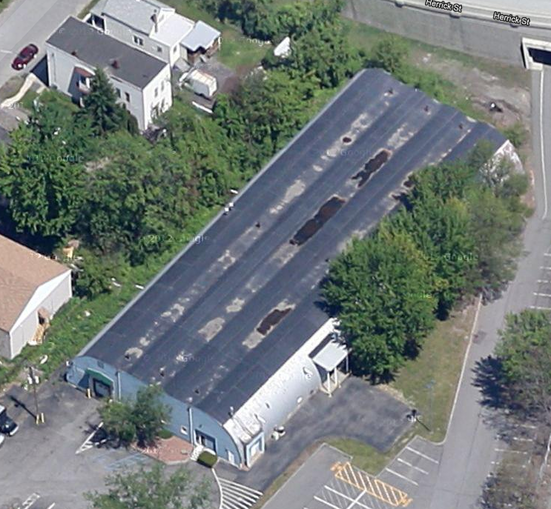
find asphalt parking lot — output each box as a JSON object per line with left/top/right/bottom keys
{"left": 218, "top": 377, "right": 412, "bottom": 492}
{"left": 262, "top": 436, "right": 444, "bottom": 509}
{"left": 0, "top": 380, "right": 215, "bottom": 509}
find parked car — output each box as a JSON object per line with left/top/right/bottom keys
{"left": 0, "top": 405, "right": 18, "bottom": 436}
{"left": 11, "top": 44, "right": 39, "bottom": 70}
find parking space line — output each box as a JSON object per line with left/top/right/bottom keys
{"left": 537, "top": 280, "right": 551, "bottom": 283}
{"left": 495, "top": 448, "right": 529, "bottom": 454}
{"left": 397, "top": 458, "right": 429, "bottom": 475}
{"left": 405, "top": 447, "right": 439, "bottom": 464}
{"left": 325, "top": 486, "right": 375, "bottom": 509}
{"left": 315, "top": 496, "right": 341, "bottom": 509}
{"left": 534, "top": 292, "right": 551, "bottom": 297}
{"left": 384, "top": 469, "right": 419, "bottom": 486}
{"left": 530, "top": 305, "right": 551, "bottom": 310}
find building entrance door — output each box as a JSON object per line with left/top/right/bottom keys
{"left": 195, "top": 431, "right": 216, "bottom": 452}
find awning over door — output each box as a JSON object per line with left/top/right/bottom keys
{"left": 312, "top": 339, "right": 348, "bottom": 371}
{"left": 86, "top": 368, "right": 113, "bottom": 387}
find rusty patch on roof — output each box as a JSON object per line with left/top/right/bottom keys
{"left": 352, "top": 149, "right": 391, "bottom": 188}
{"left": 290, "top": 196, "right": 346, "bottom": 246}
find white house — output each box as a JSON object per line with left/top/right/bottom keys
{"left": 46, "top": 17, "right": 172, "bottom": 131}
{"left": 0, "top": 235, "right": 72, "bottom": 360}
{"left": 87, "top": 0, "right": 221, "bottom": 67}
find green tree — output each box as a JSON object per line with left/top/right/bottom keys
{"left": 467, "top": 187, "right": 524, "bottom": 291}
{"left": 496, "top": 309, "right": 551, "bottom": 422}
{"left": 82, "top": 68, "right": 129, "bottom": 136}
{"left": 99, "top": 400, "right": 136, "bottom": 447}
{"left": 0, "top": 102, "right": 86, "bottom": 239}
{"left": 133, "top": 384, "right": 171, "bottom": 447}
{"left": 86, "top": 463, "right": 210, "bottom": 509}
{"left": 324, "top": 227, "right": 436, "bottom": 380}
{"left": 100, "top": 384, "right": 172, "bottom": 447}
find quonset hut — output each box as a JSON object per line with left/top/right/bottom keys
{"left": 66, "top": 69, "right": 513, "bottom": 469}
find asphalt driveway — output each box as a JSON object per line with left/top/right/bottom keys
{"left": 218, "top": 377, "right": 412, "bottom": 491}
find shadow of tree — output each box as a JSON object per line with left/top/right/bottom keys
{"left": 472, "top": 355, "right": 507, "bottom": 411}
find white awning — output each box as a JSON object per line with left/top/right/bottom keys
{"left": 312, "top": 339, "right": 348, "bottom": 371}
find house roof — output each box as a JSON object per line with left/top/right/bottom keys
{"left": 0, "top": 235, "right": 69, "bottom": 332}
{"left": 151, "top": 12, "right": 194, "bottom": 47}
{"left": 181, "top": 21, "right": 220, "bottom": 51}
{"left": 81, "top": 69, "right": 507, "bottom": 423}
{"left": 91, "top": 0, "right": 174, "bottom": 35}
{"left": 46, "top": 17, "right": 167, "bottom": 89}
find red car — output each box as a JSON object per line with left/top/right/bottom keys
{"left": 11, "top": 44, "right": 39, "bottom": 70}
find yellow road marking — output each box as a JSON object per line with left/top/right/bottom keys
{"left": 332, "top": 462, "right": 412, "bottom": 507}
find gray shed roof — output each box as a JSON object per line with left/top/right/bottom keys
{"left": 47, "top": 17, "right": 167, "bottom": 89}
{"left": 91, "top": 0, "right": 174, "bottom": 35}
{"left": 181, "top": 21, "right": 220, "bottom": 51}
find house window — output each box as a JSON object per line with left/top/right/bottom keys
{"left": 133, "top": 35, "right": 144, "bottom": 46}
{"left": 156, "top": 45, "right": 163, "bottom": 53}
{"left": 97, "top": 361, "right": 104, "bottom": 369}
{"left": 180, "top": 426, "right": 188, "bottom": 435}
{"left": 125, "top": 92, "right": 130, "bottom": 102}
{"left": 161, "top": 81, "right": 164, "bottom": 92}
{"left": 116, "top": 88, "right": 121, "bottom": 98}
{"left": 154, "top": 87, "right": 158, "bottom": 98}
{"left": 172, "top": 45, "right": 178, "bottom": 53}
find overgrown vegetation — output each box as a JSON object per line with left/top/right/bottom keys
{"left": 0, "top": 0, "right": 525, "bottom": 388}
{"left": 86, "top": 463, "right": 210, "bottom": 509}
{"left": 323, "top": 142, "right": 529, "bottom": 381}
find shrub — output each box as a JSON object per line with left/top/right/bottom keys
{"left": 197, "top": 450, "right": 218, "bottom": 468}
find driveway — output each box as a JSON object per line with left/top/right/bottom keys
{"left": 0, "top": 0, "right": 89, "bottom": 89}
{"left": 218, "top": 377, "right": 411, "bottom": 492}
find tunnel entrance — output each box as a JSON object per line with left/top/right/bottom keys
{"left": 522, "top": 38, "right": 551, "bottom": 70}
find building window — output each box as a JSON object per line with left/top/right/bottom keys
{"left": 116, "top": 88, "right": 121, "bottom": 98}
{"left": 180, "top": 426, "right": 188, "bottom": 435}
{"left": 125, "top": 92, "right": 130, "bottom": 102}
{"left": 154, "top": 87, "right": 158, "bottom": 98}
{"left": 97, "top": 361, "right": 104, "bottom": 369}
{"left": 133, "top": 35, "right": 144, "bottom": 46}
{"left": 161, "top": 81, "right": 164, "bottom": 92}
{"left": 172, "top": 45, "right": 178, "bottom": 53}
{"left": 156, "top": 45, "right": 163, "bottom": 53}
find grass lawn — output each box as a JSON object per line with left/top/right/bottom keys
{"left": 327, "top": 301, "right": 477, "bottom": 474}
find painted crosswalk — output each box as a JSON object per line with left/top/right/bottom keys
{"left": 215, "top": 473, "right": 263, "bottom": 509}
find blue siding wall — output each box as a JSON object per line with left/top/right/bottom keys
{"left": 67, "top": 356, "right": 242, "bottom": 465}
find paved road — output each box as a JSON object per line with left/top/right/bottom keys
{"left": 426, "top": 67, "right": 551, "bottom": 509}
{"left": 0, "top": 0, "right": 89, "bottom": 89}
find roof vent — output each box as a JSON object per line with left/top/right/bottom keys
{"left": 111, "top": 59, "right": 120, "bottom": 69}
{"left": 71, "top": 50, "right": 78, "bottom": 57}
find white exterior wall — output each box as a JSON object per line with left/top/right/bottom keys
{"left": 46, "top": 43, "right": 168, "bottom": 131}
{"left": 141, "top": 63, "right": 173, "bottom": 128}
{"left": 224, "top": 319, "right": 337, "bottom": 465}
{"left": 3, "top": 271, "right": 72, "bottom": 360}
{"left": 103, "top": 17, "right": 172, "bottom": 64}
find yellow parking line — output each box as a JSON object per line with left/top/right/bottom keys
{"left": 332, "top": 462, "right": 412, "bottom": 507}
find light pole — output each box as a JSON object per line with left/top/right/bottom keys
{"left": 27, "top": 366, "right": 44, "bottom": 425}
